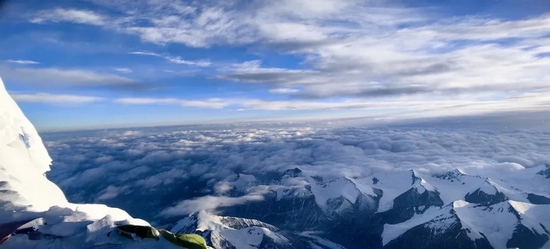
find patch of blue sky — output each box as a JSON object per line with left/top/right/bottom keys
{"left": 536, "top": 52, "right": 550, "bottom": 58}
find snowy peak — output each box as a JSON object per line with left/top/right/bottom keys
{"left": 382, "top": 204, "right": 458, "bottom": 246}
{"left": 385, "top": 199, "right": 550, "bottom": 249}
{"left": 414, "top": 177, "right": 437, "bottom": 195}
{"left": 464, "top": 179, "right": 507, "bottom": 205}
{"left": 309, "top": 177, "right": 360, "bottom": 207}
{"left": 410, "top": 170, "right": 422, "bottom": 185}
{"left": 193, "top": 210, "right": 278, "bottom": 232}
{"left": 219, "top": 165, "right": 550, "bottom": 248}
{"left": 0, "top": 78, "right": 52, "bottom": 173}
{"left": 0, "top": 77, "right": 68, "bottom": 216}
{"left": 432, "top": 168, "right": 467, "bottom": 181}
{"left": 0, "top": 77, "right": 152, "bottom": 248}
{"left": 171, "top": 211, "right": 347, "bottom": 249}
{"left": 171, "top": 211, "right": 293, "bottom": 249}
{"left": 452, "top": 200, "right": 550, "bottom": 249}
{"left": 301, "top": 175, "right": 382, "bottom": 214}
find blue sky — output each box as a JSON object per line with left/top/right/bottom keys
{"left": 1, "top": 0, "right": 550, "bottom": 130}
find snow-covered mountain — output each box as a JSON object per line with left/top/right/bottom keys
{"left": 169, "top": 210, "right": 345, "bottom": 249}
{"left": 0, "top": 78, "right": 182, "bottom": 248}
{"left": 215, "top": 166, "right": 550, "bottom": 249}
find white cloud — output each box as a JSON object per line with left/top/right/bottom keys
{"left": 219, "top": 60, "right": 317, "bottom": 84}
{"left": 30, "top": 8, "right": 106, "bottom": 25}
{"left": 269, "top": 88, "right": 299, "bottom": 94}
{"left": 0, "top": 66, "right": 141, "bottom": 89}
{"left": 116, "top": 97, "right": 231, "bottom": 109}
{"left": 427, "top": 15, "right": 550, "bottom": 41}
{"left": 96, "top": 186, "right": 124, "bottom": 201}
{"left": 135, "top": 168, "right": 186, "bottom": 188}
{"left": 11, "top": 93, "right": 104, "bottom": 104}
{"left": 160, "top": 186, "right": 270, "bottom": 216}
{"left": 43, "top": 125, "right": 550, "bottom": 220}
{"left": 113, "top": 95, "right": 550, "bottom": 120}
{"left": 113, "top": 68, "right": 132, "bottom": 73}
{"left": 128, "top": 51, "right": 162, "bottom": 57}
{"left": 165, "top": 56, "right": 212, "bottom": 67}
{"left": 129, "top": 51, "right": 211, "bottom": 67}
{"left": 6, "top": 60, "right": 40, "bottom": 65}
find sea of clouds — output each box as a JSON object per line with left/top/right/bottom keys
{"left": 42, "top": 124, "right": 550, "bottom": 223}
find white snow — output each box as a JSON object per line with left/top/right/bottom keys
{"left": 221, "top": 227, "right": 264, "bottom": 249}
{"left": 453, "top": 200, "right": 518, "bottom": 249}
{"left": 461, "top": 164, "right": 549, "bottom": 202}
{"left": 479, "top": 179, "right": 499, "bottom": 195}
{"left": 380, "top": 167, "right": 550, "bottom": 248}
{"left": 308, "top": 176, "right": 362, "bottom": 211}
{"left": 384, "top": 199, "right": 547, "bottom": 248}
{"left": 275, "top": 176, "right": 312, "bottom": 200}
{"left": 0, "top": 78, "right": 68, "bottom": 216}
{"left": 509, "top": 200, "right": 550, "bottom": 236}
{"left": 172, "top": 211, "right": 290, "bottom": 249}
{"left": 382, "top": 206, "right": 449, "bottom": 245}
{"left": 275, "top": 185, "right": 312, "bottom": 201}
{"left": 300, "top": 231, "right": 347, "bottom": 249}
{"left": 424, "top": 172, "right": 486, "bottom": 205}
{"left": 0, "top": 77, "right": 155, "bottom": 248}
{"left": 372, "top": 170, "right": 418, "bottom": 213}
{"left": 452, "top": 200, "right": 469, "bottom": 208}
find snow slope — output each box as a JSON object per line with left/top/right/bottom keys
{"left": 0, "top": 77, "right": 161, "bottom": 248}
{"left": 219, "top": 163, "right": 550, "bottom": 248}
{"left": 0, "top": 78, "right": 67, "bottom": 216}
{"left": 170, "top": 210, "right": 346, "bottom": 249}
{"left": 171, "top": 211, "right": 292, "bottom": 249}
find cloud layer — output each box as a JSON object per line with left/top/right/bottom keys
{"left": 42, "top": 125, "right": 550, "bottom": 220}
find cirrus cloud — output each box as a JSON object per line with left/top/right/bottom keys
{"left": 12, "top": 93, "right": 104, "bottom": 104}
{"left": 20, "top": 0, "right": 550, "bottom": 125}
{"left": 30, "top": 8, "right": 107, "bottom": 25}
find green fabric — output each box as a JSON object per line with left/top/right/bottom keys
{"left": 116, "top": 225, "right": 160, "bottom": 241}
{"left": 161, "top": 230, "right": 207, "bottom": 249}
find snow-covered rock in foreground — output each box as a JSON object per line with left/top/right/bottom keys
{"left": 0, "top": 78, "right": 67, "bottom": 214}
{"left": 0, "top": 78, "right": 158, "bottom": 248}
{"left": 170, "top": 211, "right": 344, "bottom": 249}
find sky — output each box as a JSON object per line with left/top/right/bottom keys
{"left": 1, "top": 0, "right": 550, "bottom": 130}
